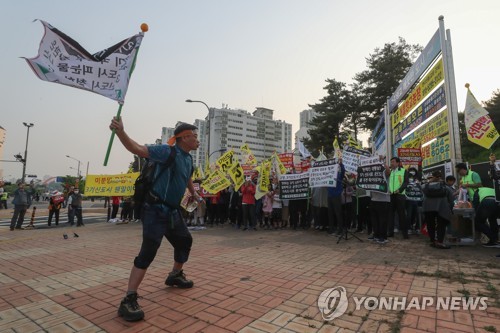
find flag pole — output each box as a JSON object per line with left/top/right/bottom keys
{"left": 103, "top": 23, "right": 148, "bottom": 166}
{"left": 103, "top": 102, "right": 124, "bottom": 166}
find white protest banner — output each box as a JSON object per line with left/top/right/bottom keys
{"left": 279, "top": 173, "right": 310, "bottom": 200}
{"left": 342, "top": 146, "right": 371, "bottom": 175}
{"left": 309, "top": 159, "right": 339, "bottom": 188}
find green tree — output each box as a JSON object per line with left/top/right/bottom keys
{"left": 484, "top": 89, "right": 500, "bottom": 134}
{"left": 342, "top": 84, "right": 370, "bottom": 142}
{"left": 354, "top": 37, "right": 422, "bottom": 130}
{"left": 304, "top": 79, "right": 351, "bottom": 156}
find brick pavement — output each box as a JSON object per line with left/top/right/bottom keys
{"left": 0, "top": 221, "right": 499, "bottom": 333}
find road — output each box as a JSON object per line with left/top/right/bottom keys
{"left": 0, "top": 201, "right": 109, "bottom": 229}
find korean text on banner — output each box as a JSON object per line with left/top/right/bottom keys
{"left": 391, "top": 58, "right": 444, "bottom": 128}
{"left": 310, "top": 159, "right": 339, "bottom": 188}
{"left": 356, "top": 157, "right": 388, "bottom": 193}
{"left": 228, "top": 161, "right": 245, "bottom": 191}
{"left": 85, "top": 173, "right": 140, "bottom": 196}
{"left": 24, "top": 20, "right": 143, "bottom": 102}
{"left": 342, "top": 146, "right": 371, "bottom": 175}
{"left": 464, "top": 86, "right": 500, "bottom": 149}
{"left": 201, "top": 170, "right": 231, "bottom": 194}
{"left": 216, "top": 150, "right": 235, "bottom": 173}
{"left": 421, "top": 135, "right": 450, "bottom": 168}
{"left": 279, "top": 173, "right": 310, "bottom": 200}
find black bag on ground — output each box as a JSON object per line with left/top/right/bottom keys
{"left": 133, "top": 147, "right": 177, "bottom": 205}
{"left": 423, "top": 181, "right": 447, "bottom": 198}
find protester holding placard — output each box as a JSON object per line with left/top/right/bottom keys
{"left": 48, "top": 190, "right": 64, "bottom": 226}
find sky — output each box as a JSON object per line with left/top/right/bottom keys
{"left": 1, "top": 0, "right": 499, "bottom": 182}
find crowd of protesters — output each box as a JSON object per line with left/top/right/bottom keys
{"left": 182, "top": 154, "right": 499, "bottom": 249}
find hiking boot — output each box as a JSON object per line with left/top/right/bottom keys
{"left": 118, "top": 293, "right": 144, "bottom": 322}
{"left": 165, "top": 270, "right": 194, "bottom": 288}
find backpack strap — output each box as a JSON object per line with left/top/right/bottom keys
{"left": 148, "top": 146, "right": 178, "bottom": 207}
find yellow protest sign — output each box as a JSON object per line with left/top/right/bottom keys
{"left": 216, "top": 150, "right": 235, "bottom": 173}
{"left": 259, "top": 160, "right": 271, "bottom": 192}
{"left": 84, "top": 173, "right": 139, "bottom": 197}
{"left": 240, "top": 144, "right": 257, "bottom": 165}
{"left": 228, "top": 161, "right": 245, "bottom": 191}
{"left": 201, "top": 170, "right": 231, "bottom": 194}
{"left": 192, "top": 166, "right": 204, "bottom": 180}
{"left": 274, "top": 153, "right": 287, "bottom": 175}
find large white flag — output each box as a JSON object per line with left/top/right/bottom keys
{"left": 24, "top": 20, "right": 143, "bottom": 102}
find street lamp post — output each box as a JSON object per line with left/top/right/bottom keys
{"left": 21, "top": 122, "right": 34, "bottom": 184}
{"left": 209, "top": 148, "right": 227, "bottom": 159}
{"left": 186, "top": 99, "right": 212, "bottom": 164}
{"left": 66, "top": 155, "right": 81, "bottom": 178}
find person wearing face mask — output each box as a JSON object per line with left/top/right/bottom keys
{"left": 67, "top": 188, "right": 84, "bottom": 227}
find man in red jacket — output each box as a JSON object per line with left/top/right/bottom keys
{"left": 241, "top": 177, "right": 256, "bottom": 230}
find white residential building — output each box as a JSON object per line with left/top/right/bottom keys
{"left": 294, "top": 109, "right": 316, "bottom": 150}
{"left": 206, "top": 106, "right": 292, "bottom": 164}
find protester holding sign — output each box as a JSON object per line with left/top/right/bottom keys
{"left": 47, "top": 190, "right": 64, "bottom": 226}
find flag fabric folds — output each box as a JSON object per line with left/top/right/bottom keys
{"left": 464, "top": 85, "right": 499, "bottom": 149}
{"left": 333, "top": 137, "right": 342, "bottom": 158}
{"left": 346, "top": 133, "right": 362, "bottom": 149}
{"left": 24, "top": 20, "right": 143, "bottom": 102}
{"left": 240, "top": 144, "right": 257, "bottom": 165}
{"left": 298, "top": 141, "right": 311, "bottom": 158}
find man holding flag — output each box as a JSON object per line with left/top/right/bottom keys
{"left": 110, "top": 117, "right": 201, "bottom": 322}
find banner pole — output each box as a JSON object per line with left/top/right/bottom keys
{"left": 103, "top": 102, "right": 123, "bottom": 166}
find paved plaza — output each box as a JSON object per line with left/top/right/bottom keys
{"left": 0, "top": 207, "right": 499, "bottom": 333}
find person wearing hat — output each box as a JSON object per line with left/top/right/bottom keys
{"left": 48, "top": 190, "right": 63, "bottom": 226}
{"left": 109, "top": 117, "right": 201, "bottom": 322}
{"left": 421, "top": 171, "right": 454, "bottom": 249}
